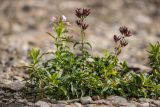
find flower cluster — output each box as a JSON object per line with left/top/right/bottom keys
{"left": 50, "top": 15, "right": 67, "bottom": 23}
{"left": 75, "top": 8, "right": 90, "bottom": 19}
{"left": 113, "top": 26, "right": 132, "bottom": 56}
{"left": 76, "top": 20, "right": 88, "bottom": 30}
{"left": 75, "top": 8, "right": 90, "bottom": 30}
{"left": 119, "top": 26, "right": 132, "bottom": 37}
{"left": 114, "top": 26, "right": 132, "bottom": 47}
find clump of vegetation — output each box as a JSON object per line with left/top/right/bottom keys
{"left": 24, "top": 8, "right": 160, "bottom": 100}
{"left": 147, "top": 42, "right": 160, "bottom": 71}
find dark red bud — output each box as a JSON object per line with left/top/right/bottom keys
{"left": 82, "top": 24, "right": 88, "bottom": 30}
{"left": 114, "top": 35, "right": 121, "bottom": 43}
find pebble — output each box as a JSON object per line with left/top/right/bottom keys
{"left": 92, "top": 99, "right": 106, "bottom": 104}
{"left": 57, "top": 100, "right": 68, "bottom": 104}
{"left": 106, "top": 96, "right": 128, "bottom": 105}
{"left": 152, "top": 100, "right": 160, "bottom": 106}
{"left": 35, "top": 101, "right": 50, "bottom": 107}
{"left": 73, "top": 102, "right": 83, "bottom": 107}
{"left": 118, "top": 102, "right": 136, "bottom": 107}
{"left": 92, "top": 95, "right": 100, "bottom": 101}
{"left": 7, "top": 81, "right": 25, "bottom": 91}
{"left": 80, "top": 96, "right": 93, "bottom": 105}
{"left": 138, "top": 98, "right": 153, "bottom": 103}
{"left": 52, "top": 104, "right": 66, "bottom": 107}
{"left": 137, "top": 102, "right": 150, "bottom": 107}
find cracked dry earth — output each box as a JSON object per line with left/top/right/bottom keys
{"left": 0, "top": 0, "right": 160, "bottom": 107}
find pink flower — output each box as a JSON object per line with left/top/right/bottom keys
{"left": 50, "top": 16, "right": 56, "bottom": 22}
{"left": 62, "top": 15, "right": 67, "bottom": 21}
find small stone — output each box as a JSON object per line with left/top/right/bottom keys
{"left": 152, "top": 100, "right": 160, "bottom": 106}
{"left": 89, "top": 105, "right": 114, "bottom": 107}
{"left": 135, "top": 14, "right": 152, "bottom": 24}
{"left": 118, "top": 102, "right": 136, "bottom": 107}
{"left": 138, "top": 98, "right": 153, "bottom": 103}
{"left": 65, "top": 104, "right": 77, "bottom": 107}
{"left": 150, "top": 103, "right": 157, "bottom": 107}
{"left": 27, "top": 102, "right": 34, "bottom": 106}
{"left": 57, "top": 100, "right": 68, "bottom": 104}
{"left": 35, "top": 101, "right": 50, "bottom": 107}
{"left": 2, "top": 98, "right": 9, "bottom": 103}
{"left": 137, "top": 102, "right": 149, "bottom": 107}
{"left": 92, "top": 99, "right": 106, "bottom": 104}
{"left": 17, "top": 99, "right": 28, "bottom": 103}
{"left": 80, "top": 96, "right": 93, "bottom": 105}
{"left": 106, "top": 96, "right": 128, "bottom": 105}
{"left": 13, "top": 76, "right": 24, "bottom": 81}
{"left": 52, "top": 104, "right": 65, "bottom": 107}
{"left": 86, "top": 104, "right": 96, "bottom": 107}
{"left": 0, "top": 81, "right": 25, "bottom": 92}
{"left": 67, "top": 99, "right": 79, "bottom": 103}
{"left": 7, "top": 102, "right": 25, "bottom": 107}
{"left": 73, "top": 102, "right": 83, "bottom": 107}
{"left": 92, "top": 95, "right": 100, "bottom": 101}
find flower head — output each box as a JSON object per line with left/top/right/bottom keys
{"left": 113, "top": 35, "right": 121, "bottom": 43}
{"left": 75, "top": 8, "right": 91, "bottom": 19}
{"left": 76, "top": 20, "right": 82, "bottom": 27}
{"left": 62, "top": 15, "right": 67, "bottom": 21}
{"left": 82, "top": 24, "right": 88, "bottom": 30}
{"left": 119, "top": 26, "right": 132, "bottom": 37}
{"left": 51, "top": 16, "right": 57, "bottom": 22}
{"left": 120, "top": 40, "right": 128, "bottom": 47}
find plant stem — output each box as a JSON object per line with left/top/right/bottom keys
{"left": 81, "top": 18, "right": 85, "bottom": 70}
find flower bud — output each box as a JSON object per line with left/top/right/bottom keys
{"left": 62, "top": 15, "right": 67, "bottom": 21}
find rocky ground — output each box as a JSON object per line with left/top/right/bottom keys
{"left": 0, "top": 0, "right": 160, "bottom": 107}
{"left": 0, "top": 82, "right": 160, "bottom": 107}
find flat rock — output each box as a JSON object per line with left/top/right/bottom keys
{"left": 137, "top": 102, "right": 150, "bottom": 107}
{"left": 106, "top": 96, "right": 128, "bottom": 105}
{"left": 73, "top": 102, "right": 83, "bottom": 107}
{"left": 88, "top": 105, "right": 114, "bottom": 107}
{"left": 35, "top": 101, "right": 50, "bottom": 107}
{"left": 138, "top": 98, "right": 154, "bottom": 103}
{"left": 80, "top": 96, "right": 93, "bottom": 105}
{"left": 152, "top": 100, "right": 160, "bottom": 106}
{"left": 118, "top": 102, "right": 136, "bottom": 107}
{"left": 0, "top": 81, "right": 25, "bottom": 92}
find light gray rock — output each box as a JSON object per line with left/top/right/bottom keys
{"left": 52, "top": 104, "right": 65, "bottom": 107}
{"left": 35, "top": 101, "right": 50, "bottom": 107}
{"left": 73, "top": 102, "right": 83, "bottom": 107}
{"left": 118, "top": 102, "right": 136, "bottom": 107}
{"left": 138, "top": 98, "right": 153, "bottom": 103}
{"left": 135, "top": 14, "right": 152, "bottom": 24}
{"left": 150, "top": 103, "right": 157, "bottom": 107}
{"left": 152, "top": 100, "right": 160, "bottom": 106}
{"left": 57, "top": 100, "right": 68, "bottom": 104}
{"left": 80, "top": 96, "right": 93, "bottom": 105}
{"left": 91, "top": 99, "right": 106, "bottom": 104}
{"left": 137, "top": 102, "right": 149, "bottom": 107}
{"left": 67, "top": 99, "right": 79, "bottom": 103}
{"left": 92, "top": 95, "right": 100, "bottom": 101}
{"left": 0, "top": 81, "right": 25, "bottom": 92}
{"left": 106, "top": 96, "right": 128, "bottom": 105}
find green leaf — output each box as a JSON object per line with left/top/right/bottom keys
{"left": 84, "top": 42, "right": 92, "bottom": 49}
{"left": 73, "top": 42, "right": 80, "bottom": 48}
{"left": 59, "top": 86, "right": 67, "bottom": 96}
{"left": 29, "top": 48, "right": 40, "bottom": 64}
{"left": 46, "top": 32, "right": 55, "bottom": 39}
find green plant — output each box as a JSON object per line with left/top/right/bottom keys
{"left": 147, "top": 42, "right": 160, "bottom": 71}
{"left": 24, "top": 8, "right": 160, "bottom": 100}
{"left": 74, "top": 8, "right": 92, "bottom": 70}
